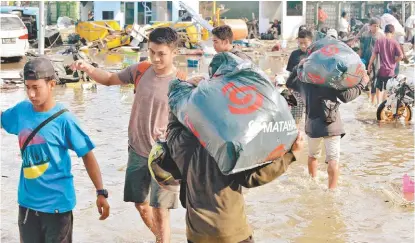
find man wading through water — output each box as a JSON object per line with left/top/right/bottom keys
{"left": 287, "top": 64, "right": 370, "bottom": 189}
{"left": 71, "top": 27, "right": 186, "bottom": 243}
{"left": 286, "top": 29, "right": 313, "bottom": 126}
{"left": 368, "top": 24, "right": 403, "bottom": 105}
{"left": 166, "top": 113, "right": 304, "bottom": 242}
{"left": 359, "top": 18, "right": 384, "bottom": 105}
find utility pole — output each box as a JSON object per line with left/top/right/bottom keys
{"left": 38, "top": 0, "right": 45, "bottom": 55}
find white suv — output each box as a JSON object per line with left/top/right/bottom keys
{"left": 0, "top": 13, "right": 29, "bottom": 62}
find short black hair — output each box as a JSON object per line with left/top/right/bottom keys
{"left": 320, "top": 27, "right": 328, "bottom": 34}
{"left": 212, "top": 25, "right": 233, "bottom": 42}
{"left": 298, "top": 30, "right": 313, "bottom": 39}
{"left": 148, "top": 27, "right": 179, "bottom": 48}
{"left": 391, "top": 6, "right": 397, "bottom": 13}
{"left": 341, "top": 11, "right": 347, "bottom": 18}
{"left": 298, "top": 25, "right": 307, "bottom": 34}
{"left": 384, "top": 24, "right": 395, "bottom": 33}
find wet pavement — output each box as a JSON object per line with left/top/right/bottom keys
{"left": 1, "top": 45, "right": 414, "bottom": 243}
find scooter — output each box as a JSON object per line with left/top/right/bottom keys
{"left": 377, "top": 75, "right": 414, "bottom": 121}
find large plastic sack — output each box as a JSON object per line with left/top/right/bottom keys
{"left": 297, "top": 37, "right": 366, "bottom": 90}
{"left": 168, "top": 52, "right": 298, "bottom": 175}
{"left": 381, "top": 13, "right": 405, "bottom": 36}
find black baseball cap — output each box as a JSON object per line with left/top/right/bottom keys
{"left": 23, "top": 57, "right": 56, "bottom": 81}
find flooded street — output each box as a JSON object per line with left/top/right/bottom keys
{"left": 1, "top": 48, "right": 414, "bottom": 243}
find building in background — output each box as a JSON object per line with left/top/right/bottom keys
{"left": 1, "top": 1, "right": 80, "bottom": 24}
{"left": 88, "top": 1, "right": 199, "bottom": 27}
{"left": 199, "top": 1, "right": 303, "bottom": 40}
{"left": 2, "top": 1, "right": 413, "bottom": 40}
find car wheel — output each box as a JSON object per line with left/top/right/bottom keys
{"left": 7, "top": 56, "right": 23, "bottom": 63}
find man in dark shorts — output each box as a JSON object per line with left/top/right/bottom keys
{"left": 2, "top": 58, "right": 110, "bottom": 242}
{"left": 359, "top": 18, "right": 384, "bottom": 105}
{"left": 71, "top": 27, "right": 183, "bottom": 243}
{"left": 368, "top": 24, "right": 403, "bottom": 105}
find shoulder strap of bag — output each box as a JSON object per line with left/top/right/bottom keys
{"left": 21, "top": 109, "right": 69, "bottom": 153}
{"left": 134, "top": 61, "right": 152, "bottom": 93}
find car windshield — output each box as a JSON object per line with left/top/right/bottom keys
{"left": 0, "top": 16, "right": 25, "bottom": 30}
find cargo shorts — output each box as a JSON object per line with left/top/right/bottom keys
{"left": 307, "top": 136, "right": 340, "bottom": 162}
{"left": 124, "top": 147, "right": 179, "bottom": 209}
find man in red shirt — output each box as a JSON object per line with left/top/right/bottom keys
{"left": 318, "top": 6, "right": 328, "bottom": 31}
{"left": 368, "top": 24, "right": 403, "bottom": 105}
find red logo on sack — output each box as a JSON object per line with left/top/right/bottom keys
{"left": 307, "top": 73, "right": 325, "bottom": 84}
{"left": 320, "top": 44, "right": 339, "bottom": 57}
{"left": 185, "top": 115, "right": 206, "bottom": 147}
{"left": 222, "top": 82, "right": 263, "bottom": 114}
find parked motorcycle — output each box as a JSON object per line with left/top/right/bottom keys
{"left": 377, "top": 75, "right": 414, "bottom": 121}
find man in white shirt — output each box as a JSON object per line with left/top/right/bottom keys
{"left": 405, "top": 15, "right": 415, "bottom": 42}
{"left": 338, "top": 11, "right": 350, "bottom": 39}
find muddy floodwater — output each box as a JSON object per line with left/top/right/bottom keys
{"left": 1, "top": 47, "right": 414, "bottom": 243}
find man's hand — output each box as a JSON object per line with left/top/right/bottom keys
{"left": 361, "top": 72, "right": 370, "bottom": 87}
{"left": 70, "top": 60, "right": 94, "bottom": 74}
{"left": 185, "top": 76, "right": 205, "bottom": 86}
{"left": 291, "top": 132, "right": 304, "bottom": 153}
{"left": 96, "top": 195, "right": 110, "bottom": 220}
{"left": 367, "top": 65, "right": 372, "bottom": 75}
{"left": 299, "top": 58, "right": 307, "bottom": 67}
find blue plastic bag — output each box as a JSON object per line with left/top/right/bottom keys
{"left": 297, "top": 37, "right": 366, "bottom": 90}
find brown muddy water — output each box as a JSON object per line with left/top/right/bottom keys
{"left": 1, "top": 46, "right": 414, "bottom": 243}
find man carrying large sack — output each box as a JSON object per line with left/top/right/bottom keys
{"left": 164, "top": 51, "right": 304, "bottom": 242}
{"left": 166, "top": 113, "right": 303, "bottom": 243}
{"left": 287, "top": 64, "right": 369, "bottom": 190}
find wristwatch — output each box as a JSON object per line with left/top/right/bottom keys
{"left": 96, "top": 189, "right": 108, "bottom": 198}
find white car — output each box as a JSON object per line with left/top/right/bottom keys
{"left": 0, "top": 13, "right": 29, "bottom": 62}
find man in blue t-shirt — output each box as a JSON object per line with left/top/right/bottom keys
{"left": 1, "top": 58, "right": 110, "bottom": 242}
